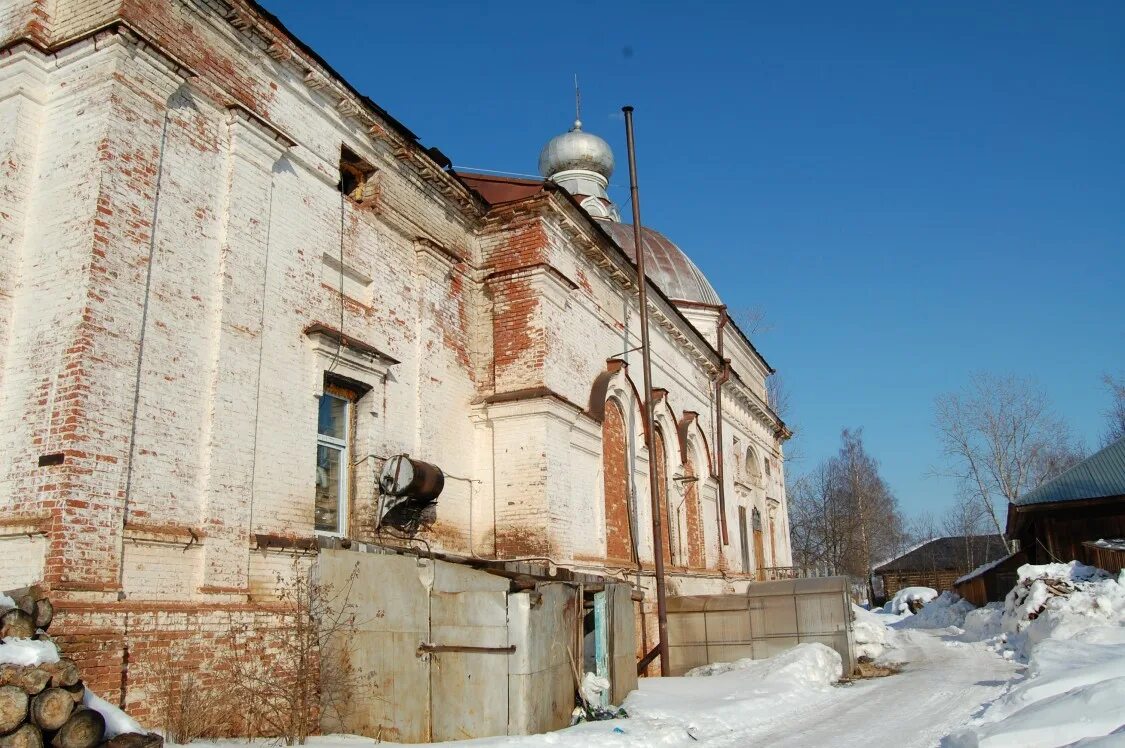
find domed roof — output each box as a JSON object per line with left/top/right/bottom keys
{"left": 538, "top": 120, "right": 614, "bottom": 179}
{"left": 599, "top": 222, "right": 722, "bottom": 306}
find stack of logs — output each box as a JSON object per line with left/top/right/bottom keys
{"left": 0, "top": 587, "right": 159, "bottom": 748}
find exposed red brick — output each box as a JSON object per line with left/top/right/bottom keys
{"left": 603, "top": 399, "right": 633, "bottom": 564}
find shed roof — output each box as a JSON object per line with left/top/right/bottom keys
{"left": 874, "top": 535, "right": 1008, "bottom": 573}
{"left": 1016, "top": 437, "right": 1125, "bottom": 507}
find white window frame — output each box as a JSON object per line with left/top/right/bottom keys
{"left": 315, "top": 392, "right": 350, "bottom": 537}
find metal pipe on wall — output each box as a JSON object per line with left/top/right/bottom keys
{"left": 714, "top": 308, "right": 730, "bottom": 545}
{"left": 622, "top": 105, "right": 670, "bottom": 674}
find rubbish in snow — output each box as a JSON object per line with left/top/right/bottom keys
{"left": 884, "top": 586, "right": 938, "bottom": 615}
{"left": 570, "top": 672, "right": 627, "bottom": 723}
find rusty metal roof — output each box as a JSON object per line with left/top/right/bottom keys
{"left": 457, "top": 172, "right": 545, "bottom": 205}
{"left": 599, "top": 222, "right": 722, "bottom": 306}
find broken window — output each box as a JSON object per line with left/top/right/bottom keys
{"left": 315, "top": 381, "right": 357, "bottom": 535}
{"left": 339, "top": 145, "right": 378, "bottom": 203}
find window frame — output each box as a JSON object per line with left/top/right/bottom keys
{"left": 315, "top": 390, "right": 352, "bottom": 537}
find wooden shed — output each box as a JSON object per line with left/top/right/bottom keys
{"left": 874, "top": 534, "right": 1009, "bottom": 602}
{"left": 952, "top": 551, "right": 1025, "bottom": 606}
{"left": 1008, "top": 436, "right": 1125, "bottom": 567}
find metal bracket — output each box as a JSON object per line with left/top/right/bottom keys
{"left": 416, "top": 642, "right": 516, "bottom": 656}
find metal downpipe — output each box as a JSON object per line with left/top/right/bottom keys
{"left": 622, "top": 105, "right": 670, "bottom": 675}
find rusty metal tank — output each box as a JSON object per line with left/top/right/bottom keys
{"left": 379, "top": 454, "right": 445, "bottom": 502}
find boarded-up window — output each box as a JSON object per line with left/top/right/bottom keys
{"left": 768, "top": 505, "right": 778, "bottom": 566}
{"left": 684, "top": 459, "right": 704, "bottom": 569}
{"left": 603, "top": 400, "right": 633, "bottom": 563}
{"left": 752, "top": 507, "right": 765, "bottom": 572}
{"left": 653, "top": 427, "right": 672, "bottom": 567}
{"left": 745, "top": 448, "right": 762, "bottom": 485}
{"left": 739, "top": 506, "right": 752, "bottom": 573}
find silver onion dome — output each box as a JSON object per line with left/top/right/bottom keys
{"left": 538, "top": 120, "right": 615, "bottom": 179}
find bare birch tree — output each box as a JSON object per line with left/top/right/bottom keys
{"left": 788, "top": 429, "right": 906, "bottom": 599}
{"left": 1102, "top": 373, "right": 1125, "bottom": 447}
{"left": 941, "top": 493, "right": 991, "bottom": 569}
{"left": 934, "top": 373, "right": 1079, "bottom": 553}
{"left": 788, "top": 463, "right": 851, "bottom": 576}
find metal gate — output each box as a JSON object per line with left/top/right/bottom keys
{"left": 426, "top": 561, "right": 510, "bottom": 741}
{"left": 317, "top": 550, "right": 583, "bottom": 742}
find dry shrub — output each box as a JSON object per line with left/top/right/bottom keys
{"left": 149, "top": 642, "right": 235, "bottom": 743}
{"left": 228, "top": 557, "right": 364, "bottom": 745}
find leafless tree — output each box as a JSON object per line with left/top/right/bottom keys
{"left": 941, "top": 493, "right": 984, "bottom": 537}
{"left": 1102, "top": 373, "right": 1125, "bottom": 447}
{"left": 732, "top": 305, "right": 772, "bottom": 337}
{"left": 788, "top": 429, "right": 906, "bottom": 601}
{"left": 767, "top": 373, "right": 804, "bottom": 464}
{"left": 788, "top": 464, "right": 850, "bottom": 577}
{"left": 934, "top": 373, "right": 1078, "bottom": 553}
{"left": 941, "top": 493, "right": 990, "bottom": 569}
{"left": 767, "top": 373, "right": 790, "bottom": 423}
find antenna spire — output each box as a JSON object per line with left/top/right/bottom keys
{"left": 573, "top": 74, "right": 582, "bottom": 130}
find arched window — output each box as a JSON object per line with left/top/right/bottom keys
{"left": 602, "top": 399, "right": 633, "bottom": 563}
{"left": 683, "top": 453, "right": 704, "bottom": 569}
{"left": 745, "top": 448, "right": 763, "bottom": 486}
{"left": 652, "top": 427, "right": 673, "bottom": 567}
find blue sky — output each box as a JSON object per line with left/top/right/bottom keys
{"left": 260, "top": 1, "right": 1125, "bottom": 519}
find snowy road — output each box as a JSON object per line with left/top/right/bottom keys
{"left": 707, "top": 629, "right": 1020, "bottom": 747}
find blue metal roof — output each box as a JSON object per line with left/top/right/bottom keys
{"left": 1016, "top": 436, "right": 1125, "bottom": 506}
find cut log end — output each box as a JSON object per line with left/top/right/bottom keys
{"left": 21, "top": 669, "right": 52, "bottom": 697}
{"left": 32, "top": 687, "right": 76, "bottom": 730}
{"left": 32, "top": 599, "right": 53, "bottom": 631}
{"left": 0, "top": 684, "right": 30, "bottom": 734}
{"left": 51, "top": 707, "right": 106, "bottom": 748}
{"left": 61, "top": 682, "right": 85, "bottom": 704}
{"left": 0, "top": 609, "right": 36, "bottom": 639}
{"left": 0, "top": 723, "right": 44, "bottom": 748}
{"left": 47, "top": 660, "right": 79, "bottom": 689}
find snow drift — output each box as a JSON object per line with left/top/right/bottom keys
{"left": 852, "top": 603, "right": 895, "bottom": 658}
{"left": 896, "top": 591, "right": 976, "bottom": 630}
{"left": 945, "top": 561, "right": 1125, "bottom": 747}
{"left": 885, "top": 586, "right": 938, "bottom": 615}
{"left": 625, "top": 643, "right": 844, "bottom": 741}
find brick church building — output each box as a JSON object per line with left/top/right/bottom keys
{"left": 0, "top": 0, "right": 791, "bottom": 726}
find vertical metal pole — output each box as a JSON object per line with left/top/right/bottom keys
{"left": 715, "top": 310, "right": 730, "bottom": 545}
{"left": 622, "top": 105, "right": 670, "bottom": 674}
